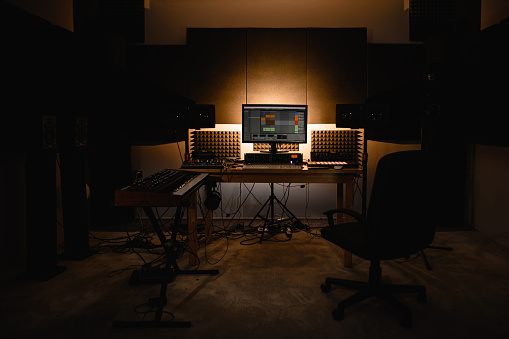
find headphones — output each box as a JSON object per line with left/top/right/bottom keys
{"left": 204, "top": 185, "right": 221, "bottom": 211}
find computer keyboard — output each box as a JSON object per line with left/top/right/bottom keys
{"left": 242, "top": 163, "right": 303, "bottom": 170}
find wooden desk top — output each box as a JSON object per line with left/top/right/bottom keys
{"left": 181, "top": 165, "right": 362, "bottom": 184}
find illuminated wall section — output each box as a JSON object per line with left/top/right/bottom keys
{"left": 187, "top": 27, "right": 367, "bottom": 125}
{"left": 246, "top": 28, "right": 307, "bottom": 105}
{"left": 306, "top": 28, "right": 367, "bottom": 124}
{"left": 186, "top": 28, "right": 247, "bottom": 124}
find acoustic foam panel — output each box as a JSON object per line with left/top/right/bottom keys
{"left": 186, "top": 28, "right": 246, "bottom": 124}
{"left": 306, "top": 28, "right": 367, "bottom": 124}
{"left": 98, "top": 0, "right": 145, "bottom": 43}
{"left": 190, "top": 130, "right": 240, "bottom": 159}
{"left": 311, "top": 129, "right": 362, "bottom": 165}
{"left": 409, "top": 0, "right": 480, "bottom": 42}
{"left": 246, "top": 28, "right": 307, "bottom": 105}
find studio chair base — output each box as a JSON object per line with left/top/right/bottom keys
{"left": 320, "top": 260, "right": 427, "bottom": 328}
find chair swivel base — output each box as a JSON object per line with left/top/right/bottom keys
{"left": 320, "top": 277, "right": 426, "bottom": 328}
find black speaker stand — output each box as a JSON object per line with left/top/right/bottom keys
{"left": 247, "top": 183, "right": 304, "bottom": 243}
{"left": 112, "top": 205, "right": 218, "bottom": 328}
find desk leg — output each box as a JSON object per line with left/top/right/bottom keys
{"left": 188, "top": 192, "right": 198, "bottom": 266}
{"left": 336, "top": 183, "right": 344, "bottom": 224}
{"left": 337, "top": 181, "right": 353, "bottom": 268}
{"left": 204, "top": 207, "right": 213, "bottom": 244}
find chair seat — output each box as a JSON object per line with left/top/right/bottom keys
{"left": 321, "top": 222, "right": 369, "bottom": 257}
{"left": 321, "top": 223, "right": 432, "bottom": 261}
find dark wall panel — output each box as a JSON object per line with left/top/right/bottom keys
{"left": 127, "top": 45, "right": 187, "bottom": 97}
{"left": 366, "top": 43, "right": 425, "bottom": 142}
{"left": 246, "top": 28, "right": 307, "bottom": 105}
{"left": 187, "top": 28, "right": 246, "bottom": 124}
{"left": 307, "top": 28, "right": 367, "bottom": 124}
{"left": 367, "top": 44, "right": 424, "bottom": 99}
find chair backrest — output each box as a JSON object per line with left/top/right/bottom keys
{"left": 367, "top": 150, "right": 436, "bottom": 257}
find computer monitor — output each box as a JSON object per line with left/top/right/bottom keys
{"left": 242, "top": 104, "right": 308, "bottom": 153}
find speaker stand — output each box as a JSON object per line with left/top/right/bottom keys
{"left": 247, "top": 183, "right": 304, "bottom": 243}
{"left": 112, "top": 205, "right": 218, "bottom": 328}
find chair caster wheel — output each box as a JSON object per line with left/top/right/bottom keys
{"left": 400, "top": 315, "right": 412, "bottom": 329}
{"left": 320, "top": 284, "right": 331, "bottom": 293}
{"left": 332, "top": 306, "right": 345, "bottom": 321}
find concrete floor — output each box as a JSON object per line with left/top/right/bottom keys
{"left": 2, "top": 220, "right": 509, "bottom": 339}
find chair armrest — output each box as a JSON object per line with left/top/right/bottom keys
{"left": 323, "top": 208, "right": 368, "bottom": 226}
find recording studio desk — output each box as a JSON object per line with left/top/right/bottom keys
{"left": 183, "top": 165, "right": 363, "bottom": 268}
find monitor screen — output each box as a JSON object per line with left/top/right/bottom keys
{"left": 242, "top": 104, "right": 307, "bottom": 147}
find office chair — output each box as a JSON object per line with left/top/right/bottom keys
{"left": 320, "top": 150, "right": 436, "bottom": 328}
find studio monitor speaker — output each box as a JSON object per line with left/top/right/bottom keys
{"left": 58, "top": 116, "right": 91, "bottom": 260}
{"left": 75, "top": 117, "right": 88, "bottom": 147}
{"left": 336, "top": 104, "right": 366, "bottom": 129}
{"left": 42, "top": 115, "right": 57, "bottom": 149}
{"left": 59, "top": 148, "right": 91, "bottom": 260}
{"left": 336, "top": 103, "right": 421, "bottom": 142}
{"left": 24, "top": 149, "right": 66, "bottom": 280}
{"left": 189, "top": 104, "right": 215, "bottom": 129}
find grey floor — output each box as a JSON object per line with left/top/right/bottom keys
{"left": 2, "top": 219, "right": 509, "bottom": 339}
